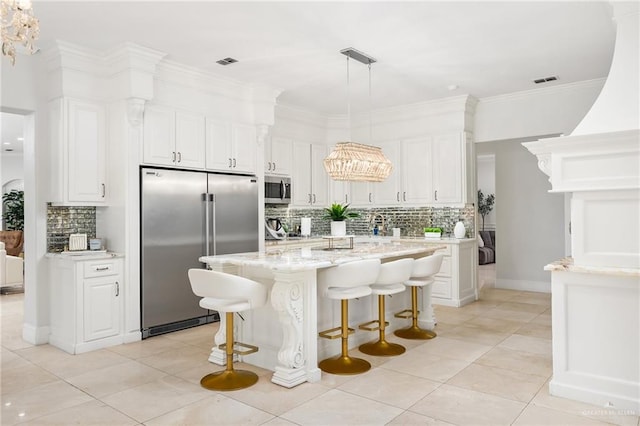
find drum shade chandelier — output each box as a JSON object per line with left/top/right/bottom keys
{"left": 1, "top": 0, "right": 39, "bottom": 65}
{"left": 324, "top": 48, "right": 392, "bottom": 182}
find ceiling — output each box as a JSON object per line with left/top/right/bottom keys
{"left": 2, "top": 1, "right": 618, "bottom": 153}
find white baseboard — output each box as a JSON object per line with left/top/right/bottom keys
{"left": 123, "top": 331, "right": 141, "bottom": 344}
{"left": 496, "top": 278, "right": 551, "bottom": 293}
{"left": 550, "top": 379, "right": 640, "bottom": 413}
{"left": 22, "top": 323, "right": 50, "bottom": 345}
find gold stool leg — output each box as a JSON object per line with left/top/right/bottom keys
{"left": 200, "top": 312, "right": 259, "bottom": 391}
{"left": 359, "top": 295, "right": 406, "bottom": 356}
{"left": 319, "top": 299, "right": 371, "bottom": 375}
{"left": 394, "top": 287, "right": 436, "bottom": 340}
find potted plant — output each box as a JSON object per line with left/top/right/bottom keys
{"left": 424, "top": 227, "right": 442, "bottom": 239}
{"left": 324, "top": 203, "right": 359, "bottom": 236}
{"left": 477, "top": 189, "right": 495, "bottom": 231}
{"left": 2, "top": 190, "right": 24, "bottom": 231}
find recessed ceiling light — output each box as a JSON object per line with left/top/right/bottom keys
{"left": 16, "top": 137, "right": 24, "bottom": 141}
{"left": 447, "top": 84, "right": 459, "bottom": 91}
{"left": 3, "top": 142, "right": 10, "bottom": 145}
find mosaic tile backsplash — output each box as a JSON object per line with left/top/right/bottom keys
{"left": 47, "top": 205, "right": 97, "bottom": 252}
{"left": 266, "top": 205, "right": 475, "bottom": 238}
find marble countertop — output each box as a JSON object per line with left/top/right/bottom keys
{"left": 265, "top": 236, "right": 475, "bottom": 247}
{"left": 545, "top": 257, "right": 640, "bottom": 277}
{"left": 46, "top": 251, "right": 124, "bottom": 260}
{"left": 201, "top": 241, "right": 445, "bottom": 271}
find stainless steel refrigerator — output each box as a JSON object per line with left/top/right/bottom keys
{"left": 140, "top": 167, "right": 259, "bottom": 338}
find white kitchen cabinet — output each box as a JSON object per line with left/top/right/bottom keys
{"left": 423, "top": 239, "right": 477, "bottom": 307}
{"left": 350, "top": 181, "right": 375, "bottom": 206}
{"left": 265, "top": 136, "right": 293, "bottom": 176}
{"left": 205, "top": 119, "right": 257, "bottom": 173}
{"left": 372, "top": 141, "right": 401, "bottom": 205}
{"left": 402, "top": 138, "right": 432, "bottom": 204}
{"left": 49, "top": 98, "right": 108, "bottom": 205}
{"left": 292, "top": 142, "right": 328, "bottom": 207}
{"left": 143, "top": 105, "right": 205, "bottom": 169}
{"left": 430, "top": 132, "right": 474, "bottom": 205}
{"left": 49, "top": 255, "right": 124, "bottom": 354}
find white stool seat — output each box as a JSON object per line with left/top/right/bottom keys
{"left": 370, "top": 282, "right": 405, "bottom": 295}
{"left": 325, "top": 286, "right": 372, "bottom": 300}
{"left": 199, "top": 298, "right": 251, "bottom": 313}
{"left": 404, "top": 277, "right": 434, "bottom": 287}
{"left": 188, "top": 268, "right": 267, "bottom": 391}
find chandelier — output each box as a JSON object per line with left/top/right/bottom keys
{"left": 1, "top": 0, "right": 39, "bottom": 66}
{"left": 324, "top": 48, "right": 392, "bottom": 182}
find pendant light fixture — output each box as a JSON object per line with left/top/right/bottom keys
{"left": 323, "top": 47, "right": 392, "bottom": 182}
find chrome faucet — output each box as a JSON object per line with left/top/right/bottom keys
{"left": 368, "top": 213, "right": 386, "bottom": 236}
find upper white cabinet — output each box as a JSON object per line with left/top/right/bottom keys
{"left": 49, "top": 98, "right": 108, "bottom": 205}
{"left": 431, "top": 132, "right": 473, "bottom": 205}
{"left": 143, "top": 105, "right": 205, "bottom": 169}
{"left": 265, "top": 136, "right": 293, "bottom": 176}
{"left": 205, "top": 119, "right": 257, "bottom": 173}
{"left": 401, "top": 137, "right": 432, "bottom": 205}
{"left": 292, "top": 142, "right": 328, "bottom": 207}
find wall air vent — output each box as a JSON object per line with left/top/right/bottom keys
{"left": 216, "top": 57, "right": 238, "bottom": 66}
{"left": 534, "top": 76, "right": 559, "bottom": 84}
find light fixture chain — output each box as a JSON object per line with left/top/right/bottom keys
{"left": 368, "top": 62, "right": 372, "bottom": 145}
{"left": 346, "top": 55, "right": 351, "bottom": 141}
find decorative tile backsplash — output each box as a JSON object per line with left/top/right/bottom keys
{"left": 47, "top": 205, "right": 96, "bottom": 252}
{"left": 266, "top": 205, "right": 475, "bottom": 238}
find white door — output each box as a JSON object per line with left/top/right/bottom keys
{"left": 83, "top": 276, "right": 120, "bottom": 341}
{"left": 373, "top": 141, "right": 401, "bottom": 205}
{"left": 311, "top": 144, "right": 328, "bottom": 206}
{"left": 403, "top": 137, "right": 432, "bottom": 205}
{"left": 269, "top": 137, "right": 293, "bottom": 176}
{"left": 292, "top": 142, "right": 312, "bottom": 206}
{"left": 232, "top": 124, "right": 257, "bottom": 173}
{"left": 432, "top": 133, "right": 463, "bottom": 204}
{"left": 205, "top": 119, "right": 233, "bottom": 171}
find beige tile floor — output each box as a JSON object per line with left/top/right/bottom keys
{"left": 2, "top": 269, "right": 639, "bottom": 426}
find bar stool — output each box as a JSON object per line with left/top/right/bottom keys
{"left": 359, "top": 258, "right": 414, "bottom": 356}
{"left": 188, "top": 268, "right": 267, "bottom": 391}
{"left": 317, "top": 259, "right": 381, "bottom": 375}
{"left": 394, "top": 254, "right": 444, "bottom": 340}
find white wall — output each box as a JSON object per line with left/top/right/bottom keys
{"left": 476, "top": 139, "right": 565, "bottom": 292}
{"left": 474, "top": 79, "right": 605, "bottom": 143}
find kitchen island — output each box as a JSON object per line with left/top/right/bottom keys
{"left": 200, "top": 239, "right": 445, "bottom": 388}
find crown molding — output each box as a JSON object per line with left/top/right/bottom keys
{"left": 478, "top": 78, "right": 606, "bottom": 105}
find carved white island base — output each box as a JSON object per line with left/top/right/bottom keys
{"left": 200, "top": 241, "right": 446, "bottom": 388}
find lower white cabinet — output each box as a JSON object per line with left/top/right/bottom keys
{"left": 424, "top": 239, "right": 477, "bottom": 307}
{"left": 49, "top": 255, "right": 124, "bottom": 354}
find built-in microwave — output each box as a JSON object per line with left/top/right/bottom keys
{"left": 265, "top": 176, "right": 291, "bottom": 204}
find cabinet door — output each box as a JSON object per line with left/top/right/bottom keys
{"left": 373, "top": 141, "right": 401, "bottom": 205}
{"left": 175, "top": 111, "right": 205, "bottom": 169}
{"left": 432, "top": 134, "right": 463, "bottom": 204}
{"left": 311, "top": 144, "right": 328, "bottom": 206}
{"left": 205, "top": 119, "right": 233, "bottom": 171}
{"left": 403, "top": 137, "right": 432, "bottom": 205}
{"left": 83, "top": 276, "right": 120, "bottom": 341}
{"left": 269, "top": 137, "right": 293, "bottom": 176}
{"left": 232, "top": 124, "right": 257, "bottom": 173}
{"left": 292, "top": 142, "right": 312, "bottom": 206}
{"left": 67, "top": 100, "right": 107, "bottom": 203}
{"left": 350, "top": 181, "right": 374, "bottom": 206}
{"left": 143, "top": 105, "right": 176, "bottom": 166}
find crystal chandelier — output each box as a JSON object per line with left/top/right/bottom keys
{"left": 324, "top": 48, "right": 392, "bottom": 182}
{"left": 1, "top": 0, "right": 39, "bottom": 65}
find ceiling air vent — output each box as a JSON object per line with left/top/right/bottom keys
{"left": 216, "top": 57, "right": 238, "bottom": 66}
{"left": 533, "top": 76, "right": 558, "bottom": 84}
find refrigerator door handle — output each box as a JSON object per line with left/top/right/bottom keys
{"left": 210, "top": 193, "right": 216, "bottom": 256}
{"left": 203, "top": 193, "right": 210, "bottom": 257}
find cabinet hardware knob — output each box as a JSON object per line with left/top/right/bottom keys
{"left": 228, "top": 158, "right": 232, "bottom": 168}
{"left": 435, "top": 190, "right": 438, "bottom": 201}
{"left": 397, "top": 192, "right": 400, "bottom": 202}
{"left": 345, "top": 194, "right": 348, "bottom": 203}
{"left": 172, "top": 152, "right": 176, "bottom": 162}
{"left": 115, "top": 281, "right": 119, "bottom": 297}
{"left": 101, "top": 184, "right": 106, "bottom": 198}
{"left": 96, "top": 266, "right": 110, "bottom": 271}
{"left": 403, "top": 192, "right": 406, "bottom": 201}
{"left": 369, "top": 193, "right": 372, "bottom": 202}
{"left": 177, "top": 152, "right": 182, "bottom": 163}
{"left": 313, "top": 194, "right": 316, "bottom": 204}
{"left": 233, "top": 158, "right": 236, "bottom": 168}
{"left": 273, "top": 162, "right": 276, "bottom": 171}
{"left": 308, "top": 193, "right": 312, "bottom": 204}
{"left": 268, "top": 162, "right": 272, "bottom": 171}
